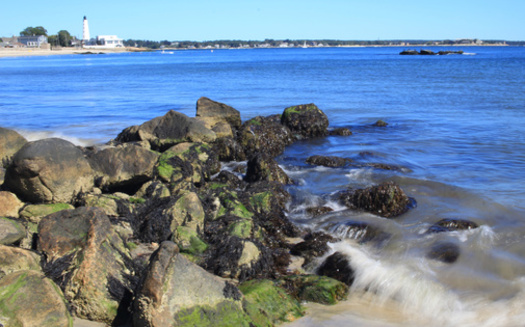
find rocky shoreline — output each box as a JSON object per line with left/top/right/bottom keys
{"left": 0, "top": 98, "right": 478, "bottom": 326}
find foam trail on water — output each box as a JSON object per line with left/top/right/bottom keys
{"left": 324, "top": 241, "right": 525, "bottom": 327}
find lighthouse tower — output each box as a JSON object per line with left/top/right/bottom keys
{"left": 82, "top": 16, "right": 90, "bottom": 46}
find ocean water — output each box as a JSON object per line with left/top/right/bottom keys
{"left": 1, "top": 47, "right": 525, "bottom": 326}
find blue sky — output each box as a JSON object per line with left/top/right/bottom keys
{"left": 1, "top": 0, "right": 523, "bottom": 41}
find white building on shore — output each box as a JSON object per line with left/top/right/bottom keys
{"left": 82, "top": 16, "right": 124, "bottom": 49}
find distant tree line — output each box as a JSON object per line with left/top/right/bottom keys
{"left": 121, "top": 38, "right": 524, "bottom": 49}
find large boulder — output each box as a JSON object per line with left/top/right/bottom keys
{"left": 0, "top": 270, "right": 73, "bottom": 327}
{"left": 0, "top": 191, "right": 24, "bottom": 217}
{"left": 38, "top": 207, "right": 135, "bottom": 325}
{"left": 0, "top": 127, "right": 27, "bottom": 166}
{"left": 133, "top": 241, "right": 250, "bottom": 327}
{"left": 237, "top": 115, "right": 294, "bottom": 159}
{"left": 115, "top": 110, "right": 216, "bottom": 151}
{"left": 3, "top": 138, "right": 95, "bottom": 203}
{"left": 0, "top": 244, "right": 42, "bottom": 278}
{"left": 339, "top": 181, "right": 413, "bottom": 218}
{"left": 19, "top": 202, "right": 74, "bottom": 224}
{"left": 195, "top": 97, "right": 242, "bottom": 137}
{"left": 89, "top": 144, "right": 159, "bottom": 193}
{"left": 306, "top": 155, "right": 351, "bottom": 168}
{"left": 281, "top": 103, "right": 329, "bottom": 139}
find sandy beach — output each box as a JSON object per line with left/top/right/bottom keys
{"left": 0, "top": 47, "right": 148, "bottom": 58}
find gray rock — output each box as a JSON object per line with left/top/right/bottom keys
{"left": 115, "top": 110, "right": 216, "bottom": 151}
{"left": 0, "top": 218, "right": 26, "bottom": 245}
{"left": 3, "top": 138, "right": 95, "bottom": 203}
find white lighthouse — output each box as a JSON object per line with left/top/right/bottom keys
{"left": 82, "top": 16, "right": 90, "bottom": 45}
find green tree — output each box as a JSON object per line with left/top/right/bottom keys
{"left": 20, "top": 26, "right": 48, "bottom": 36}
{"left": 57, "top": 30, "right": 72, "bottom": 47}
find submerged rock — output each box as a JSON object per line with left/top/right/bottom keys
{"left": 329, "top": 127, "right": 352, "bottom": 136}
{"left": 3, "top": 138, "right": 95, "bottom": 203}
{"left": 0, "top": 270, "right": 72, "bottom": 327}
{"left": 373, "top": 119, "right": 388, "bottom": 127}
{"left": 427, "top": 242, "right": 460, "bottom": 263}
{"left": 306, "top": 155, "right": 351, "bottom": 168}
{"left": 328, "top": 220, "right": 390, "bottom": 244}
{"left": 339, "top": 181, "right": 413, "bottom": 218}
{"left": 306, "top": 206, "right": 334, "bottom": 217}
{"left": 317, "top": 252, "right": 355, "bottom": 286}
{"left": 426, "top": 218, "right": 479, "bottom": 234}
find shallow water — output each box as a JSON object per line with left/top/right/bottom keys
{"left": 1, "top": 47, "right": 525, "bottom": 325}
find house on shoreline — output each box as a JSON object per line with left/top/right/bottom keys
{"left": 1, "top": 35, "right": 49, "bottom": 49}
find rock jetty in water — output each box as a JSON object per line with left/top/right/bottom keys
{"left": 1, "top": 98, "right": 371, "bottom": 326}
{"left": 400, "top": 49, "right": 464, "bottom": 55}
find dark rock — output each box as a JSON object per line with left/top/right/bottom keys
{"left": 38, "top": 206, "right": 135, "bottom": 324}
{"left": 281, "top": 103, "right": 329, "bottom": 139}
{"left": 419, "top": 49, "right": 436, "bottom": 55}
{"left": 237, "top": 115, "right": 294, "bottom": 159}
{"left": 213, "top": 170, "right": 245, "bottom": 190}
{"left": 291, "top": 232, "right": 338, "bottom": 265}
{"left": 306, "top": 155, "right": 351, "bottom": 168}
{"left": 3, "top": 138, "right": 95, "bottom": 203}
{"left": 329, "top": 127, "right": 352, "bottom": 136}
{"left": 427, "top": 242, "right": 460, "bottom": 263}
{"left": 399, "top": 50, "right": 419, "bottom": 55}
{"left": 426, "top": 218, "right": 479, "bottom": 234}
{"left": 89, "top": 144, "right": 159, "bottom": 194}
{"left": 0, "top": 127, "right": 27, "bottom": 167}
{"left": 115, "top": 110, "right": 216, "bottom": 151}
{"left": 373, "top": 119, "right": 388, "bottom": 127}
{"left": 437, "top": 50, "right": 464, "bottom": 55}
{"left": 339, "top": 181, "right": 413, "bottom": 218}
{"left": 156, "top": 142, "right": 220, "bottom": 188}
{"left": 244, "top": 154, "right": 292, "bottom": 184}
{"left": 361, "top": 162, "right": 408, "bottom": 171}
{"left": 211, "top": 136, "right": 247, "bottom": 162}
{"left": 317, "top": 252, "right": 355, "bottom": 286}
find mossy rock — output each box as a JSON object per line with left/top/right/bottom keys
{"left": 19, "top": 203, "right": 74, "bottom": 223}
{"left": 174, "top": 301, "right": 251, "bottom": 327}
{"left": 240, "top": 279, "right": 304, "bottom": 326}
{"left": 215, "top": 190, "right": 254, "bottom": 220}
{"left": 0, "top": 270, "right": 73, "bottom": 327}
{"left": 174, "top": 225, "right": 208, "bottom": 255}
{"left": 0, "top": 217, "right": 26, "bottom": 245}
{"left": 277, "top": 275, "right": 349, "bottom": 305}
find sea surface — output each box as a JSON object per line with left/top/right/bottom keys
{"left": 1, "top": 47, "right": 525, "bottom": 326}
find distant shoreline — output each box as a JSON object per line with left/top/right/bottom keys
{"left": 0, "top": 44, "right": 514, "bottom": 58}
{"left": 0, "top": 47, "right": 149, "bottom": 58}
